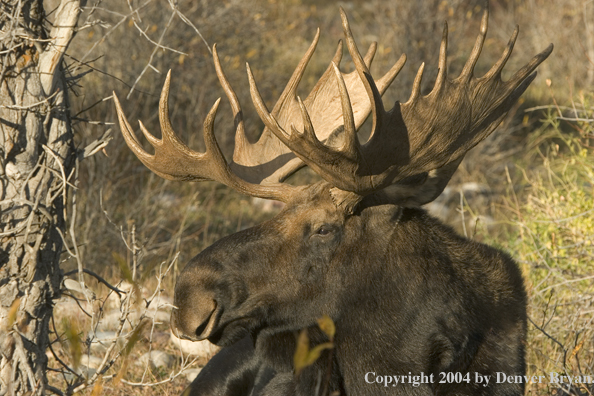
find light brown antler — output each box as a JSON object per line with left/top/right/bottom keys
{"left": 114, "top": 27, "right": 404, "bottom": 202}
{"left": 248, "top": 6, "right": 553, "bottom": 207}
{"left": 114, "top": 66, "right": 301, "bottom": 202}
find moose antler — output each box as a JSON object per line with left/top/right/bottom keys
{"left": 115, "top": 5, "right": 552, "bottom": 209}
{"left": 114, "top": 66, "right": 301, "bottom": 202}
{"left": 114, "top": 27, "right": 403, "bottom": 203}
{"left": 248, "top": 6, "right": 552, "bottom": 207}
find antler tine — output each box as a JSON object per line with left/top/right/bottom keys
{"left": 295, "top": 96, "right": 317, "bottom": 143}
{"left": 483, "top": 25, "right": 519, "bottom": 80}
{"left": 138, "top": 120, "right": 160, "bottom": 147}
{"left": 408, "top": 63, "right": 425, "bottom": 103}
{"left": 339, "top": 8, "right": 370, "bottom": 76}
{"left": 375, "top": 53, "right": 407, "bottom": 97}
{"left": 458, "top": 6, "right": 488, "bottom": 82}
{"left": 246, "top": 63, "right": 290, "bottom": 141}
{"left": 363, "top": 41, "right": 377, "bottom": 67}
{"left": 248, "top": 60, "right": 331, "bottom": 155}
{"left": 115, "top": 71, "right": 302, "bottom": 201}
{"left": 197, "top": 91, "right": 304, "bottom": 200}
{"left": 212, "top": 44, "right": 250, "bottom": 156}
{"left": 201, "top": 98, "right": 230, "bottom": 179}
{"left": 340, "top": 7, "right": 386, "bottom": 134}
{"left": 332, "top": 62, "right": 360, "bottom": 160}
{"left": 431, "top": 22, "right": 449, "bottom": 94}
{"left": 158, "top": 71, "right": 184, "bottom": 149}
{"left": 240, "top": 28, "right": 321, "bottom": 155}
{"left": 272, "top": 28, "right": 320, "bottom": 116}
{"left": 114, "top": 94, "right": 155, "bottom": 165}
{"left": 331, "top": 40, "right": 344, "bottom": 70}
{"left": 505, "top": 43, "right": 553, "bottom": 93}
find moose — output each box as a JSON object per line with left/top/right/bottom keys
{"left": 114, "top": 5, "right": 552, "bottom": 396}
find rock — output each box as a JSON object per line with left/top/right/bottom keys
{"left": 80, "top": 354, "right": 103, "bottom": 369}
{"left": 65, "top": 366, "right": 96, "bottom": 382}
{"left": 136, "top": 350, "right": 174, "bottom": 369}
{"left": 63, "top": 278, "right": 85, "bottom": 294}
{"left": 99, "top": 310, "right": 124, "bottom": 331}
{"left": 170, "top": 331, "right": 219, "bottom": 357}
{"left": 62, "top": 278, "right": 96, "bottom": 300}
{"left": 183, "top": 368, "right": 202, "bottom": 382}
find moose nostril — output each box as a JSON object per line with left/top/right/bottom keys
{"left": 171, "top": 291, "right": 219, "bottom": 340}
{"left": 195, "top": 314, "right": 211, "bottom": 337}
{"left": 193, "top": 300, "right": 219, "bottom": 340}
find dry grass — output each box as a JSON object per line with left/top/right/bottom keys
{"left": 481, "top": 94, "right": 594, "bottom": 395}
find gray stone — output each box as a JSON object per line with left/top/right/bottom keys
{"left": 136, "top": 350, "right": 175, "bottom": 369}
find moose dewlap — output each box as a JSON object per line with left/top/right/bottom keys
{"left": 114, "top": 4, "right": 551, "bottom": 396}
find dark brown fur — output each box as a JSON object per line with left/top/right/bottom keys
{"left": 174, "top": 182, "right": 526, "bottom": 395}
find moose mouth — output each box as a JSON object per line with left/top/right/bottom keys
{"left": 180, "top": 301, "right": 254, "bottom": 346}
{"left": 206, "top": 313, "right": 256, "bottom": 346}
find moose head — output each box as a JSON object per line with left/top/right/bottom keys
{"left": 114, "top": 6, "right": 551, "bottom": 396}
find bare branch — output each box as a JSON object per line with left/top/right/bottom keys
{"left": 38, "top": 0, "right": 82, "bottom": 94}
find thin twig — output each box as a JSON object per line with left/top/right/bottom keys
{"left": 63, "top": 269, "right": 125, "bottom": 295}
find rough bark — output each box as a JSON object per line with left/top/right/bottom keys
{"left": 0, "top": 1, "right": 80, "bottom": 394}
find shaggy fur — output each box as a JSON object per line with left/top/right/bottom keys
{"left": 173, "top": 183, "right": 526, "bottom": 396}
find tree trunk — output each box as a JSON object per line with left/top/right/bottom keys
{"left": 0, "top": 1, "right": 80, "bottom": 394}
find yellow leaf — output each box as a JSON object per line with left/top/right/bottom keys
{"left": 294, "top": 327, "right": 334, "bottom": 376}
{"left": 317, "top": 315, "right": 335, "bottom": 341}
{"left": 306, "top": 342, "right": 334, "bottom": 366}
{"left": 569, "top": 338, "right": 585, "bottom": 362}
{"left": 293, "top": 329, "right": 310, "bottom": 375}
{"left": 114, "top": 358, "right": 128, "bottom": 385}
{"left": 90, "top": 378, "right": 103, "bottom": 396}
{"left": 246, "top": 49, "right": 258, "bottom": 59}
{"left": 7, "top": 298, "right": 20, "bottom": 328}
{"left": 180, "top": 386, "right": 193, "bottom": 396}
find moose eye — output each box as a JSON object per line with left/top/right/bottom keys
{"left": 315, "top": 225, "right": 332, "bottom": 236}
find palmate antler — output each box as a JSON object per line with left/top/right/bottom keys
{"left": 114, "top": 26, "right": 403, "bottom": 203}
{"left": 114, "top": 5, "right": 552, "bottom": 210}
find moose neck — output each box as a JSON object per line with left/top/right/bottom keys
{"left": 330, "top": 207, "right": 526, "bottom": 394}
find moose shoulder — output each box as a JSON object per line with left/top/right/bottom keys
{"left": 114, "top": 5, "right": 551, "bottom": 396}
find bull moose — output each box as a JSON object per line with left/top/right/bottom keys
{"left": 114, "top": 5, "right": 552, "bottom": 396}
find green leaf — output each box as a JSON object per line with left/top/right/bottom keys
{"left": 112, "top": 251, "right": 132, "bottom": 283}
{"left": 62, "top": 318, "right": 82, "bottom": 370}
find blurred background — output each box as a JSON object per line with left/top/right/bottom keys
{"left": 51, "top": 0, "right": 593, "bottom": 394}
